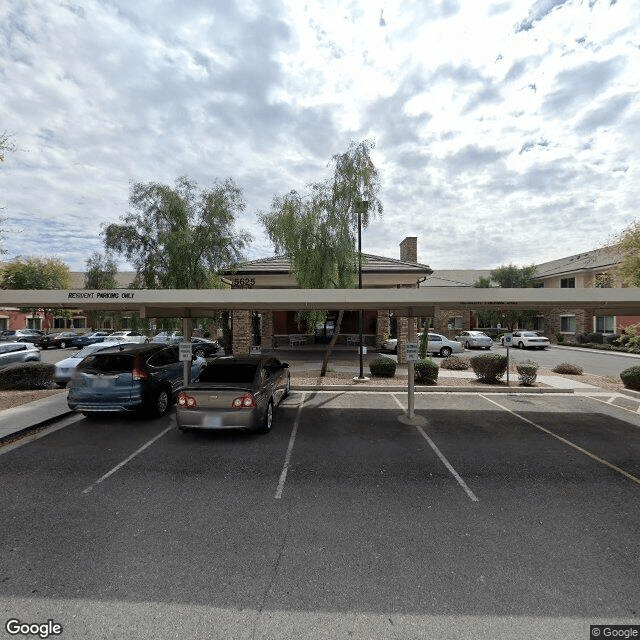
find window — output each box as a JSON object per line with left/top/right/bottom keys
{"left": 595, "top": 316, "right": 615, "bottom": 333}
{"left": 560, "top": 277, "right": 576, "bottom": 288}
{"left": 72, "top": 317, "right": 86, "bottom": 329}
{"left": 447, "top": 317, "right": 463, "bottom": 330}
{"left": 53, "top": 317, "right": 67, "bottom": 329}
{"left": 26, "top": 317, "right": 42, "bottom": 330}
{"left": 122, "top": 317, "right": 132, "bottom": 329}
{"left": 560, "top": 315, "right": 576, "bottom": 333}
{"left": 533, "top": 316, "right": 545, "bottom": 332}
{"left": 0, "top": 318, "right": 8, "bottom": 331}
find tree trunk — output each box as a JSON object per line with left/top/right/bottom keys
{"left": 320, "top": 309, "right": 344, "bottom": 377}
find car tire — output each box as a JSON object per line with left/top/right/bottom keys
{"left": 283, "top": 374, "right": 291, "bottom": 399}
{"left": 257, "top": 399, "right": 274, "bottom": 434}
{"left": 59, "top": 341, "right": 68, "bottom": 349}
{"left": 440, "top": 346, "right": 452, "bottom": 357}
{"left": 465, "top": 341, "right": 471, "bottom": 349}
{"left": 518, "top": 341, "right": 525, "bottom": 349}
{"left": 393, "top": 345, "right": 398, "bottom": 354}
{"left": 194, "top": 348, "right": 206, "bottom": 358}
{"left": 151, "top": 388, "right": 171, "bottom": 417}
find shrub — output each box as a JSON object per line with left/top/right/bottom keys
{"left": 620, "top": 366, "right": 640, "bottom": 391}
{"left": 556, "top": 333, "right": 565, "bottom": 343}
{"left": 469, "top": 353, "right": 508, "bottom": 383}
{"left": 0, "top": 362, "right": 55, "bottom": 390}
{"left": 440, "top": 356, "right": 470, "bottom": 370}
{"left": 414, "top": 358, "right": 438, "bottom": 384}
{"left": 553, "top": 362, "right": 583, "bottom": 375}
{"left": 516, "top": 360, "right": 538, "bottom": 386}
{"left": 369, "top": 356, "right": 397, "bottom": 378}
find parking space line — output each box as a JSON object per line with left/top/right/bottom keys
{"left": 275, "top": 392, "right": 305, "bottom": 500}
{"left": 392, "top": 394, "right": 479, "bottom": 502}
{"left": 479, "top": 394, "right": 640, "bottom": 486}
{"left": 82, "top": 425, "right": 173, "bottom": 495}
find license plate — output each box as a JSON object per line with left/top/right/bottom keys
{"left": 93, "top": 378, "right": 110, "bottom": 388}
{"left": 206, "top": 415, "right": 222, "bottom": 428}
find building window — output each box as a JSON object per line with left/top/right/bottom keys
{"left": 595, "top": 316, "right": 615, "bottom": 333}
{"left": 26, "top": 317, "right": 43, "bottom": 330}
{"left": 447, "top": 316, "right": 463, "bottom": 330}
{"left": 53, "top": 317, "right": 67, "bottom": 329}
{"left": 533, "top": 316, "right": 545, "bottom": 332}
{"left": 560, "top": 277, "right": 576, "bottom": 288}
{"left": 122, "top": 317, "right": 132, "bottom": 329}
{"left": 0, "top": 318, "right": 8, "bottom": 331}
{"left": 560, "top": 315, "right": 576, "bottom": 333}
{"left": 72, "top": 317, "right": 86, "bottom": 329}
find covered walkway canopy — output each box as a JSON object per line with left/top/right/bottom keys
{"left": 2, "top": 287, "right": 640, "bottom": 317}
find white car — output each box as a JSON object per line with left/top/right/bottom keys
{"left": 53, "top": 340, "right": 137, "bottom": 387}
{"left": 152, "top": 331, "right": 183, "bottom": 344}
{"left": 108, "top": 330, "right": 149, "bottom": 344}
{"left": 455, "top": 330, "right": 493, "bottom": 350}
{"left": 380, "top": 333, "right": 464, "bottom": 357}
{"left": 502, "top": 331, "right": 550, "bottom": 350}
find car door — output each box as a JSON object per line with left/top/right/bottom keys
{"left": 427, "top": 334, "right": 441, "bottom": 354}
{"left": 263, "top": 358, "right": 286, "bottom": 403}
{"left": 5, "top": 343, "right": 27, "bottom": 365}
{"left": 148, "top": 347, "right": 183, "bottom": 395}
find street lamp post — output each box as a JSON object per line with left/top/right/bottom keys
{"left": 355, "top": 199, "right": 369, "bottom": 382}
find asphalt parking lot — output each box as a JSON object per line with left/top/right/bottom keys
{"left": 1, "top": 390, "right": 639, "bottom": 640}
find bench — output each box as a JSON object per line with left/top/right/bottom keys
{"left": 289, "top": 335, "right": 307, "bottom": 347}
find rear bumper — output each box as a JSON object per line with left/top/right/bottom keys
{"left": 176, "top": 407, "right": 261, "bottom": 431}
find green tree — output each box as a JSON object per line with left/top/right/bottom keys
{"left": 84, "top": 252, "right": 118, "bottom": 329}
{"left": 103, "top": 176, "right": 251, "bottom": 289}
{"left": 473, "top": 264, "right": 538, "bottom": 330}
{"left": 260, "top": 139, "right": 382, "bottom": 375}
{"left": 615, "top": 220, "right": 640, "bottom": 287}
{"left": 0, "top": 256, "right": 72, "bottom": 331}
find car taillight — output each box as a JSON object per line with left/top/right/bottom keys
{"left": 177, "top": 392, "right": 197, "bottom": 408}
{"left": 231, "top": 393, "right": 256, "bottom": 409}
{"left": 132, "top": 355, "right": 149, "bottom": 380}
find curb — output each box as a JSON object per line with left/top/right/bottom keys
{"left": 291, "top": 385, "right": 573, "bottom": 393}
{"left": 0, "top": 410, "right": 76, "bottom": 445}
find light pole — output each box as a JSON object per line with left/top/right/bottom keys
{"left": 355, "top": 199, "right": 369, "bottom": 381}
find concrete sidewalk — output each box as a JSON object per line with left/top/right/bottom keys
{"left": 0, "top": 392, "right": 73, "bottom": 441}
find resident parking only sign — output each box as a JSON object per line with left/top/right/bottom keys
{"left": 405, "top": 342, "right": 418, "bottom": 362}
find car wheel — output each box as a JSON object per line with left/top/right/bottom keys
{"left": 151, "top": 388, "right": 170, "bottom": 417}
{"left": 440, "top": 346, "right": 452, "bottom": 357}
{"left": 518, "top": 341, "right": 525, "bottom": 349}
{"left": 283, "top": 374, "right": 291, "bottom": 399}
{"left": 60, "top": 341, "right": 67, "bottom": 349}
{"left": 465, "top": 341, "right": 471, "bottom": 349}
{"left": 393, "top": 345, "right": 398, "bottom": 354}
{"left": 194, "top": 348, "right": 206, "bottom": 358}
{"left": 55, "top": 382, "right": 67, "bottom": 388}
{"left": 257, "top": 399, "right": 274, "bottom": 434}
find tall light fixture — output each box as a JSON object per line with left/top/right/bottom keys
{"left": 355, "top": 199, "right": 369, "bottom": 381}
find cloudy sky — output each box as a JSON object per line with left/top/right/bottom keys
{"left": 1, "top": 0, "right": 639, "bottom": 274}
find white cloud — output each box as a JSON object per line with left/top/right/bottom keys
{"left": 0, "top": 0, "right": 639, "bottom": 274}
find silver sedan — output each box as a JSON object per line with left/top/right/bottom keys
{"left": 455, "top": 330, "right": 493, "bottom": 349}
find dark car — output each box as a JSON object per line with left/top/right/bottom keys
{"left": 39, "top": 331, "right": 79, "bottom": 349}
{"left": 67, "top": 343, "right": 206, "bottom": 418}
{"left": 73, "top": 331, "right": 112, "bottom": 349}
{"left": 176, "top": 356, "right": 290, "bottom": 434}
{"left": 0, "top": 329, "right": 45, "bottom": 344}
{"left": 191, "top": 337, "right": 224, "bottom": 359}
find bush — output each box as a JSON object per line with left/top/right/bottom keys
{"left": 469, "top": 353, "right": 508, "bottom": 383}
{"left": 414, "top": 358, "right": 438, "bottom": 384}
{"left": 440, "top": 356, "right": 470, "bottom": 370}
{"left": 556, "top": 333, "right": 565, "bottom": 344}
{"left": 516, "top": 360, "right": 538, "bottom": 386}
{"left": 0, "top": 362, "right": 55, "bottom": 390}
{"left": 369, "top": 356, "right": 397, "bottom": 378}
{"left": 620, "top": 366, "right": 640, "bottom": 391}
{"left": 553, "top": 362, "right": 583, "bottom": 375}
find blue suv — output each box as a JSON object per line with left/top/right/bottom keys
{"left": 67, "top": 343, "right": 204, "bottom": 418}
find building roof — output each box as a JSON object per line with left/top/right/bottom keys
{"left": 533, "top": 246, "right": 621, "bottom": 278}
{"left": 421, "top": 269, "right": 492, "bottom": 287}
{"left": 230, "top": 253, "right": 433, "bottom": 276}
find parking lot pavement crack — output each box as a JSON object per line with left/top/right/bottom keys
{"left": 251, "top": 517, "right": 292, "bottom": 640}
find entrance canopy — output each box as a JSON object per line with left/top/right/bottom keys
{"left": 2, "top": 287, "right": 640, "bottom": 317}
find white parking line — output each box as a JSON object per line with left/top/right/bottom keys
{"left": 82, "top": 425, "right": 173, "bottom": 494}
{"left": 275, "top": 392, "right": 305, "bottom": 500}
{"left": 392, "top": 394, "right": 479, "bottom": 502}
{"left": 479, "top": 394, "right": 640, "bottom": 486}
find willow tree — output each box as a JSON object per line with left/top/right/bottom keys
{"left": 260, "top": 139, "right": 382, "bottom": 376}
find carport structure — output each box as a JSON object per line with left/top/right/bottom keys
{"left": 3, "top": 286, "right": 640, "bottom": 362}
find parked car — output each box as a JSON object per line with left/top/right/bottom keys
{"left": 67, "top": 343, "right": 205, "bottom": 417}
{"left": 501, "top": 331, "right": 550, "bottom": 350}
{"left": 0, "top": 329, "right": 45, "bottom": 344}
{"left": 39, "top": 331, "right": 79, "bottom": 349}
{"left": 73, "top": 331, "right": 113, "bottom": 349}
{"left": 0, "top": 342, "right": 41, "bottom": 367}
{"left": 191, "top": 337, "right": 224, "bottom": 359}
{"left": 54, "top": 340, "right": 135, "bottom": 387}
{"left": 176, "top": 356, "right": 290, "bottom": 434}
{"left": 379, "top": 333, "right": 464, "bottom": 357}
{"left": 108, "top": 330, "right": 148, "bottom": 343}
{"left": 455, "top": 330, "right": 493, "bottom": 350}
{"left": 152, "top": 331, "right": 183, "bottom": 344}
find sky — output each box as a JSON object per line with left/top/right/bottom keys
{"left": 1, "top": 0, "right": 639, "bottom": 274}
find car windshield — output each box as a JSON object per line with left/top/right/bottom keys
{"left": 522, "top": 332, "right": 539, "bottom": 337}
{"left": 196, "top": 362, "right": 257, "bottom": 384}
{"left": 77, "top": 353, "right": 135, "bottom": 374}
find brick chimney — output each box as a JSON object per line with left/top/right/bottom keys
{"left": 400, "top": 237, "right": 417, "bottom": 263}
